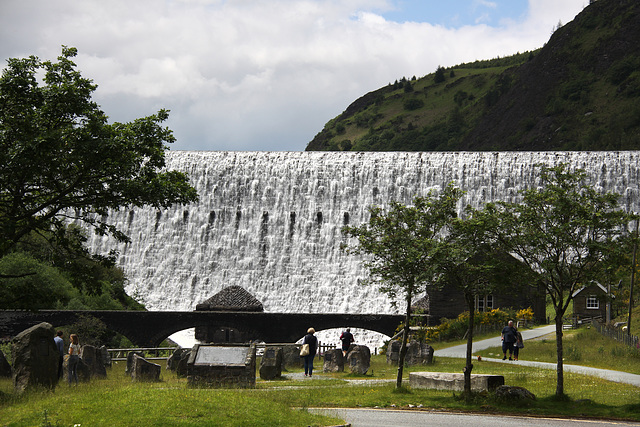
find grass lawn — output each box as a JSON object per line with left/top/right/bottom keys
{"left": 1, "top": 327, "right": 640, "bottom": 426}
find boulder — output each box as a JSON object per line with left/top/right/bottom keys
{"left": 130, "top": 354, "right": 161, "bottom": 382}
{"left": 11, "top": 322, "right": 59, "bottom": 393}
{"left": 386, "top": 340, "right": 401, "bottom": 364}
{"left": 0, "top": 348, "right": 11, "bottom": 377}
{"left": 386, "top": 340, "right": 433, "bottom": 365}
{"left": 346, "top": 345, "right": 370, "bottom": 375}
{"left": 281, "top": 344, "right": 304, "bottom": 370}
{"left": 495, "top": 385, "right": 536, "bottom": 401}
{"left": 125, "top": 351, "right": 146, "bottom": 374}
{"left": 259, "top": 347, "right": 283, "bottom": 380}
{"left": 322, "top": 349, "right": 344, "bottom": 373}
{"left": 99, "top": 345, "right": 112, "bottom": 368}
{"left": 176, "top": 350, "right": 191, "bottom": 378}
{"left": 405, "top": 340, "right": 434, "bottom": 365}
{"left": 81, "top": 345, "right": 107, "bottom": 378}
{"left": 167, "top": 348, "right": 191, "bottom": 371}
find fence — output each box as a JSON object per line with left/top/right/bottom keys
{"left": 107, "top": 347, "right": 177, "bottom": 361}
{"left": 592, "top": 321, "right": 640, "bottom": 350}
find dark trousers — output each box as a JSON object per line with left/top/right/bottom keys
{"left": 68, "top": 355, "right": 79, "bottom": 384}
{"left": 303, "top": 354, "right": 315, "bottom": 376}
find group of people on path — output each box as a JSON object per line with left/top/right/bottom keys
{"left": 53, "top": 330, "right": 81, "bottom": 385}
{"left": 501, "top": 320, "right": 524, "bottom": 361}
{"left": 300, "top": 327, "right": 356, "bottom": 377}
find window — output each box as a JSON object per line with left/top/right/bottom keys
{"left": 586, "top": 295, "right": 599, "bottom": 309}
{"left": 475, "top": 295, "right": 494, "bottom": 312}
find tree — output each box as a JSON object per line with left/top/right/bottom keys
{"left": 490, "top": 164, "right": 632, "bottom": 396}
{"left": 0, "top": 47, "right": 198, "bottom": 258}
{"left": 439, "top": 205, "right": 531, "bottom": 396}
{"left": 434, "top": 66, "right": 446, "bottom": 83}
{"left": 342, "top": 183, "right": 463, "bottom": 388}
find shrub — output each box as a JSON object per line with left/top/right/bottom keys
{"left": 403, "top": 98, "right": 424, "bottom": 111}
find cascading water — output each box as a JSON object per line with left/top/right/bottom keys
{"left": 84, "top": 151, "right": 640, "bottom": 346}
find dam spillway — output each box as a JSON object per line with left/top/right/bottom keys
{"left": 84, "top": 151, "right": 640, "bottom": 321}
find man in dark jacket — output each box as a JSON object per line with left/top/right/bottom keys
{"left": 501, "top": 320, "right": 517, "bottom": 360}
{"left": 339, "top": 328, "right": 354, "bottom": 356}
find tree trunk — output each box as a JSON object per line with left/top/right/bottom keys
{"left": 464, "top": 298, "right": 475, "bottom": 395}
{"left": 396, "top": 296, "right": 412, "bottom": 389}
{"left": 555, "top": 314, "right": 564, "bottom": 396}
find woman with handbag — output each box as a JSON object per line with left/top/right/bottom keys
{"left": 301, "top": 327, "right": 318, "bottom": 377}
{"left": 513, "top": 329, "right": 524, "bottom": 361}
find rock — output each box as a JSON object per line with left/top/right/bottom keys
{"left": 176, "top": 350, "right": 191, "bottom": 378}
{"left": 125, "top": 351, "right": 145, "bottom": 374}
{"left": 495, "top": 385, "right": 536, "bottom": 401}
{"left": 130, "top": 354, "right": 161, "bottom": 382}
{"left": 81, "top": 345, "right": 107, "bottom": 378}
{"left": 323, "top": 349, "right": 344, "bottom": 373}
{"left": 280, "top": 344, "right": 304, "bottom": 370}
{"left": 0, "top": 348, "right": 11, "bottom": 377}
{"left": 386, "top": 340, "right": 433, "bottom": 365}
{"left": 99, "top": 345, "right": 112, "bottom": 368}
{"left": 167, "top": 348, "right": 191, "bottom": 371}
{"left": 259, "top": 346, "right": 283, "bottom": 380}
{"left": 386, "top": 340, "right": 401, "bottom": 364}
{"left": 11, "top": 322, "right": 59, "bottom": 393}
{"left": 346, "top": 345, "right": 370, "bottom": 375}
{"left": 404, "top": 340, "right": 434, "bottom": 365}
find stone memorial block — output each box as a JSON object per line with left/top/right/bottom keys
{"left": 259, "top": 346, "right": 283, "bottom": 380}
{"left": 405, "top": 340, "right": 434, "bottom": 365}
{"left": 322, "top": 349, "right": 344, "bottom": 373}
{"left": 131, "top": 354, "right": 161, "bottom": 382}
{"left": 0, "top": 349, "right": 11, "bottom": 378}
{"left": 187, "top": 344, "right": 256, "bottom": 388}
{"left": 11, "top": 322, "right": 58, "bottom": 393}
{"left": 347, "top": 345, "right": 370, "bottom": 375}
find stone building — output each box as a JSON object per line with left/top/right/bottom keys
{"left": 195, "top": 286, "right": 264, "bottom": 343}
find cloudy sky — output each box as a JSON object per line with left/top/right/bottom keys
{"left": 1, "top": 0, "right": 587, "bottom": 151}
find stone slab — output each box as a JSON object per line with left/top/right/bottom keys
{"left": 409, "top": 372, "right": 504, "bottom": 392}
{"left": 194, "top": 346, "right": 249, "bottom": 366}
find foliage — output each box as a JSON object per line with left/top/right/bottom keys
{"left": 0, "top": 46, "right": 198, "bottom": 258}
{"left": 342, "top": 183, "right": 463, "bottom": 387}
{"left": 424, "top": 309, "right": 513, "bottom": 342}
{"left": 517, "top": 307, "right": 535, "bottom": 321}
{"left": 0, "top": 252, "right": 78, "bottom": 310}
{"left": 490, "top": 164, "right": 633, "bottom": 395}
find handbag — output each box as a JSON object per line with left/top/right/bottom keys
{"left": 300, "top": 343, "right": 310, "bottom": 356}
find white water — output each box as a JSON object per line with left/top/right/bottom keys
{"left": 84, "top": 151, "right": 640, "bottom": 347}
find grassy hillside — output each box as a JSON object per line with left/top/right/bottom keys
{"left": 306, "top": 0, "right": 640, "bottom": 152}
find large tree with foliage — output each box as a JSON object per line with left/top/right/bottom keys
{"left": 0, "top": 47, "right": 198, "bottom": 259}
{"left": 438, "top": 205, "right": 529, "bottom": 396}
{"left": 342, "top": 183, "right": 463, "bottom": 388}
{"left": 489, "top": 164, "right": 632, "bottom": 396}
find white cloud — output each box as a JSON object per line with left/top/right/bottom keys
{"left": 0, "top": 0, "right": 587, "bottom": 151}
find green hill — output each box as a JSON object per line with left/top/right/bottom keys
{"left": 306, "top": 0, "right": 640, "bottom": 152}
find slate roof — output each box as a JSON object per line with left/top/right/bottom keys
{"left": 412, "top": 294, "right": 429, "bottom": 314}
{"left": 195, "top": 285, "right": 264, "bottom": 312}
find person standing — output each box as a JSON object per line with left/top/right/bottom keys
{"left": 53, "top": 330, "right": 64, "bottom": 380}
{"left": 500, "top": 320, "right": 517, "bottom": 360}
{"left": 513, "top": 328, "right": 524, "bottom": 361}
{"left": 68, "top": 334, "right": 80, "bottom": 385}
{"left": 302, "top": 327, "right": 318, "bottom": 377}
{"left": 339, "top": 328, "right": 355, "bottom": 357}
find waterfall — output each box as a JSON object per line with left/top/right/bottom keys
{"left": 84, "top": 151, "right": 640, "bottom": 344}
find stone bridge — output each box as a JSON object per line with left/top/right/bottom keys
{"left": 0, "top": 310, "right": 405, "bottom": 347}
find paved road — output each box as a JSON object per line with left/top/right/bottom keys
{"left": 434, "top": 324, "right": 640, "bottom": 387}
{"left": 311, "top": 408, "right": 640, "bottom": 426}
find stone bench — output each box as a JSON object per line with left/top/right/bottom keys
{"left": 409, "top": 372, "right": 504, "bottom": 392}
